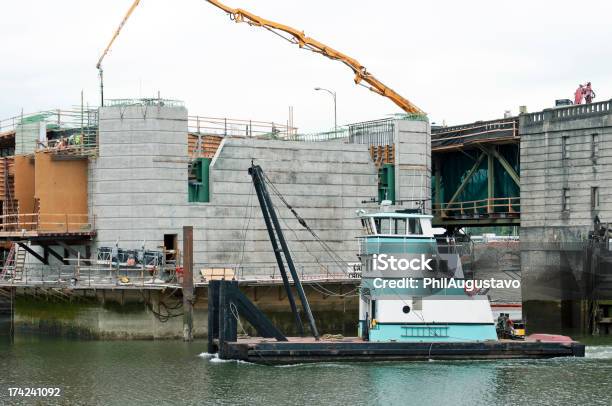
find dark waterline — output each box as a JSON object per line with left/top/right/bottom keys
{"left": 1, "top": 337, "right": 612, "bottom": 406}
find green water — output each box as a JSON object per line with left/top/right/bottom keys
{"left": 1, "top": 338, "right": 612, "bottom": 406}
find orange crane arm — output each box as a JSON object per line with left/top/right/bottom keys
{"left": 205, "top": 0, "right": 425, "bottom": 115}
{"left": 96, "top": 0, "right": 141, "bottom": 69}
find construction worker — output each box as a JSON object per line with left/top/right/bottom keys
{"left": 56, "top": 137, "right": 66, "bottom": 150}
{"left": 585, "top": 82, "right": 596, "bottom": 104}
{"left": 574, "top": 84, "right": 584, "bottom": 105}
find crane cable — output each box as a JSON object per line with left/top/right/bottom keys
{"left": 262, "top": 173, "right": 353, "bottom": 273}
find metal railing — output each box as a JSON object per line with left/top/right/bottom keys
{"left": 0, "top": 213, "right": 93, "bottom": 233}
{"left": 0, "top": 262, "right": 358, "bottom": 288}
{"left": 431, "top": 117, "right": 518, "bottom": 149}
{"left": 348, "top": 118, "right": 395, "bottom": 146}
{"left": 288, "top": 128, "right": 349, "bottom": 142}
{"left": 188, "top": 115, "right": 297, "bottom": 139}
{"left": 433, "top": 197, "right": 520, "bottom": 217}
{"left": 0, "top": 109, "right": 99, "bottom": 155}
{"left": 0, "top": 264, "right": 179, "bottom": 289}
{"left": 105, "top": 98, "right": 184, "bottom": 108}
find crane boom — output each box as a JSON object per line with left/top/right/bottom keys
{"left": 96, "top": 0, "right": 142, "bottom": 106}
{"left": 96, "top": 0, "right": 141, "bottom": 70}
{"left": 205, "top": 0, "right": 424, "bottom": 115}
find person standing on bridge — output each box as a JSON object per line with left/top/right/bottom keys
{"left": 585, "top": 82, "right": 596, "bottom": 104}
{"left": 574, "top": 84, "right": 584, "bottom": 104}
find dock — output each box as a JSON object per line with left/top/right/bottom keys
{"left": 216, "top": 337, "right": 586, "bottom": 365}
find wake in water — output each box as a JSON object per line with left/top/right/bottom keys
{"left": 585, "top": 346, "right": 612, "bottom": 359}
{"left": 198, "top": 352, "right": 254, "bottom": 364}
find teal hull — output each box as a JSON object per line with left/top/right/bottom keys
{"left": 366, "top": 323, "right": 498, "bottom": 342}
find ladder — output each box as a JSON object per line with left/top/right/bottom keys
{"left": 1, "top": 243, "right": 26, "bottom": 281}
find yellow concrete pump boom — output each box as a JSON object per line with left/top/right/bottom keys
{"left": 96, "top": 0, "right": 142, "bottom": 105}
{"left": 205, "top": 0, "right": 424, "bottom": 115}
{"left": 96, "top": 0, "right": 424, "bottom": 115}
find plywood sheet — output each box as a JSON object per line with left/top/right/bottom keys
{"left": 34, "top": 152, "right": 88, "bottom": 232}
{"left": 14, "top": 155, "right": 35, "bottom": 215}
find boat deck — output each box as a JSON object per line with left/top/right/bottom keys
{"left": 217, "top": 337, "right": 585, "bottom": 365}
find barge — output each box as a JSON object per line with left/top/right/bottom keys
{"left": 218, "top": 337, "right": 585, "bottom": 365}
{"left": 207, "top": 165, "right": 585, "bottom": 365}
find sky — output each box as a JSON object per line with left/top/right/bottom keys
{"left": 1, "top": 0, "right": 611, "bottom": 132}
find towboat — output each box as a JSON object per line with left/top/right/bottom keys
{"left": 357, "top": 206, "right": 498, "bottom": 342}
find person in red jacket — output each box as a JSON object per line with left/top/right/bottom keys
{"left": 574, "top": 84, "right": 584, "bottom": 104}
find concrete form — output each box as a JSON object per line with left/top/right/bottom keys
{"left": 394, "top": 119, "right": 431, "bottom": 212}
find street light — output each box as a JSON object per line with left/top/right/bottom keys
{"left": 314, "top": 87, "right": 337, "bottom": 135}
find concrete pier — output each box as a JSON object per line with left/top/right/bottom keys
{"left": 520, "top": 99, "right": 612, "bottom": 335}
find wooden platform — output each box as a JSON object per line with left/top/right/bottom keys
{"left": 216, "top": 337, "right": 586, "bottom": 365}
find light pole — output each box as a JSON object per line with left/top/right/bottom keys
{"left": 314, "top": 87, "right": 337, "bottom": 135}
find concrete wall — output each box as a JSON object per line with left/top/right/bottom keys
{"left": 520, "top": 100, "right": 612, "bottom": 334}
{"left": 15, "top": 122, "right": 42, "bottom": 155}
{"left": 91, "top": 105, "right": 378, "bottom": 277}
{"left": 394, "top": 119, "right": 431, "bottom": 213}
{"left": 13, "top": 284, "right": 357, "bottom": 339}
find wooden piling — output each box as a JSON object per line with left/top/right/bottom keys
{"left": 182, "top": 226, "right": 194, "bottom": 341}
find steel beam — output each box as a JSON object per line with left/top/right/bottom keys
{"left": 249, "top": 165, "right": 304, "bottom": 336}
{"left": 434, "top": 156, "right": 442, "bottom": 209}
{"left": 249, "top": 164, "right": 319, "bottom": 339}
{"left": 488, "top": 153, "right": 494, "bottom": 213}
{"left": 17, "top": 243, "right": 47, "bottom": 265}
{"left": 41, "top": 245, "right": 68, "bottom": 265}
{"left": 446, "top": 152, "right": 486, "bottom": 208}
{"left": 480, "top": 145, "right": 520, "bottom": 187}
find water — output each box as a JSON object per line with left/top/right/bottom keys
{"left": 1, "top": 338, "right": 612, "bottom": 406}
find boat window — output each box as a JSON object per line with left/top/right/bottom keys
{"left": 374, "top": 218, "right": 392, "bottom": 234}
{"left": 395, "top": 218, "right": 407, "bottom": 235}
{"left": 407, "top": 218, "right": 422, "bottom": 235}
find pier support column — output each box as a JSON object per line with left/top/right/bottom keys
{"left": 182, "top": 226, "right": 194, "bottom": 341}
{"left": 0, "top": 288, "right": 15, "bottom": 339}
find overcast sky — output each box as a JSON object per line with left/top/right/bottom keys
{"left": 1, "top": 0, "right": 611, "bottom": 132}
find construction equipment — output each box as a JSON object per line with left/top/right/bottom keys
{"left": 97, "top": 0, "right": 424, "bottom": 116}
{"left": 205, "top": 0, "right": 424, "bottom": 116}
{"left": 96, "top": 0, "right": 142, "bottom": 106}
{"left": 248, "top": 163, "right": 320, "bottom": 339}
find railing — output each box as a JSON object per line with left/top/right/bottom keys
{"left": 431, "top": 118, "right": 518, "bottom": 150}
{"left": 0, "top": 108, "right": 99, "bottom": 155}
{"left": 523, "top": 98, "right": 612, "bottom": 125}
{"left": 433, "top": 197, "right": 520, "bottom": 218}
{"left": 105, "top": 98, "right": 184, "bottom": 108}
{"left": 0, "top": 213, "right": 94, "bottom": 233}
{"left": 188, "top": 115, "right": 297, "bottom": 139}
{"left": 348, "top": 118, "right": 395, "bottom": 146}
{"left": 0, "top": 262, "right": 359, "bottom": 288}
{"left": 357, "top": 238, "right": 470, "bottom": 257}
{"left": 288, "top": 128, "right": 349, "bottom": 142}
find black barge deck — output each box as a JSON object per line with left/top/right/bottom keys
{"left": 214, "top": 337, "right": 586, "bottom": 365}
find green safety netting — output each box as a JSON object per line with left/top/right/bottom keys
{"left": 432, "top": 145, "right": 520, "bottom": 205}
